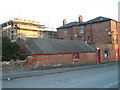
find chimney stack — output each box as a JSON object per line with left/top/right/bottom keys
{"left": 78, "top": 15, "right": 83, "bottom": 23}
{"left": 63, "top": 19, "right": 67, "bottom": 26}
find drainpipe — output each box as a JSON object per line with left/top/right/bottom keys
{"left": 90, "top": 21, "right": 93, "bottom": 43}
{"left": 97, "top": 47, "right": 101, "bottom": 64}
{"left": 115, "top": 22, "right": 119, "bottom": 61}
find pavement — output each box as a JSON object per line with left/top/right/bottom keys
{"left": 1, "top": 61, "right": 118, "bottom": 80}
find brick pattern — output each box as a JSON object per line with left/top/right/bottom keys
{"left": 57, "top": 26, "right": 86, "bottom": 40}
{"left": 57, "top": 20, "right": 120, "bottom": 62}
{"left": 26, "top": 52, "right": 97, "bottom": 69}
{"left": 95, "top": 43, "right": 116, "bottom": 62}
{"left": 85, "top": 21, "right": 111, "bottom": 44}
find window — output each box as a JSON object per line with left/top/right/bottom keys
{"left": 71, "top": 37, "right": 73, "bottom": 40}
{"left": 100, "top": 18, "right": 103, "bottom": 20}
{"left": 72, "top": 53, "right": 79, "bottom": 62}
{"left": 60, "top": 38, "right": 63, "bottom": 40}
{"left": 88, "top": 36, "right": 90, "bottom": 40}
{"left": 11, "top": 35, "right": 14, "bottom": 40}
{"left": 104, "top": 51, "right": 109, "bottom": 58}
{"left": 64, "top": 30, "right": 68, "bottom": 34}
{"left": 115, "top": 35, "right": 118, "bottom": 44}
{"left": 80, "top": 26, "right": 84, "bottom": 33}
{"left": 78, "top": 36, "right": 82, "bottom": 40}
{"left": 73, "top": 53, "right": 79, "bottom": 59}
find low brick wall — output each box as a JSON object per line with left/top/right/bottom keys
{"left": 26, "top": 52, "right": 97, "bottom": 69}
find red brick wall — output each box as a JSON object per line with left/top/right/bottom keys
{"left": 26, "top": 52, "right": 97, "bottom": 69}
{"left": 57, "top": 20, "right": 120, "bottom": 62}
{"left": 57, "top": 26, "right": 85, "bottom": 41}
{"left": 57, "top": 21, "right": 112, "bottom": 44}
{"left": 57, "top": 28, "right": 65, "bottom": 39}
{"left": 118, "top": 23, "right": 120, "bottom": 46}
{"left": 117, "top": 22, "right": 120, "bottom": 60}
{"left": 85, "top": 21, "right": 111, "bottom": 44}
{"left": 95, "top": 43, "right": 116, "bottom": 63}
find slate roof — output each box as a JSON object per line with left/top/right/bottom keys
{"left": 85, "top": 16, "right": 112, "bottom": 24}
{"left": 57, "top": 16, "right": 113, "bottom": 29}
{"left": 57, "top": 21, "right": 85, "bottom": 29}
{"left": 25, "top": 38, "right": 96, "bottom": 54}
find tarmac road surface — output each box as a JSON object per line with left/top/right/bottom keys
{"left": 2, "top": 62, "right": 119, "bottom": 88}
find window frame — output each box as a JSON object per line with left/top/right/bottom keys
{"left": 72, "top": 53, "right": 80, "bottom": 62}
{"left": 80, "top": 26, "right": 84, "bottom": 34}
{"left": 104, "top": 50, "right": 110, "bottom": 59}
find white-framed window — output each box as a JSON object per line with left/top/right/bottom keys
{"left": 80, "top": 26, "right": 84, "bottom": 34}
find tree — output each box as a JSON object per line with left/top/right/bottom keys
{"left": 2, "top": 36, "right": 20, "bottom": 61}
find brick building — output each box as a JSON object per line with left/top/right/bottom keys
{"left": 18, "top": 38, "right": 96, "bottom": 68}
{"left": 57, "top": 16, "right": 120, "bottom": 62}
{"left": 1, "top": 18, "right": 57, "bottom": 42}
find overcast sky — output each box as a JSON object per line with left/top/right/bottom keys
{"left": 0, "top": 0, "right": 119, "bottom": 30}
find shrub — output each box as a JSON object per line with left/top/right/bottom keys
{"left": 2, "top": 36, "right": 20, "bottom": 61}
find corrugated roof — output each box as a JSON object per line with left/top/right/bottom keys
{"left": 25, "top": 38, "right": 96, "bottom": 54}
{"left": 57, "top": 16, "right": 113, "bottom": 29}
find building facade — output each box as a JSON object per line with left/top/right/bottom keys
{"left": 18, "top": 38, "right": 96, "bottom": 69}
{"left": 1, "top": 18, "right": 57, "bottom": 41}
{"left": 57, "top": 16, "right": 120, "bottom": 62}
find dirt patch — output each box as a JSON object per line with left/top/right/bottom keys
{"left": 2, "top": 60, "right": 29, "bottom": 73}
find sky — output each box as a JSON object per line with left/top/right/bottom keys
{"left": 0, "top": 0, "right": 120, "bottom": 31}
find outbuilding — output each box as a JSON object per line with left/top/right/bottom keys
{"left": 18, "top": 38, "right": 97, "bottom": 68}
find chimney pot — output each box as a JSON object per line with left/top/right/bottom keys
{"left": 78, "top": 15, "right": 83, "bottom": 23}
{"left": 63, "top": 19, "right": 67, "bottom": 25}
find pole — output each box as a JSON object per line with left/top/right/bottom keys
{"left": 97, "top": 48, "right": 101, "bottom": 64}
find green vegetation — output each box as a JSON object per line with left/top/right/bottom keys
{"left": 2, "top": 36, "right": 20, "bottom": 61}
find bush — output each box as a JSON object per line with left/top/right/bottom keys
{"left": 2, "top": 36, "right": 20, "bottom": 61}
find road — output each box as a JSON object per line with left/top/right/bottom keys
{"left": 2, "top": 63, "right": 119, "bottom": 88}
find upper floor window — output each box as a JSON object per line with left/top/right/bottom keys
{"left": 64, "top": 30, "right": 67, "bottom": 33}
{"left": 80, "top": 26, "right": 84, "bottom": 34}
{"left": 88, "top": 36, "right": 90, "bottom": 40}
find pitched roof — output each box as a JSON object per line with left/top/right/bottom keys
{"left": 57, "top": 16, "right": 113, "bottom": 29}
{"left": 57, "top": 21, "right": 85, "bottom": 29}
{"left": 25, "top": 38, "right": 96, "bottom": 54}
{"left": 85, "top": 16, "right": 112, "bottom": 24}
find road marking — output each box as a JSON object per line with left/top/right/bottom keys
{"left": 104, "top": 81, "right": 118, "bottom": 88}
